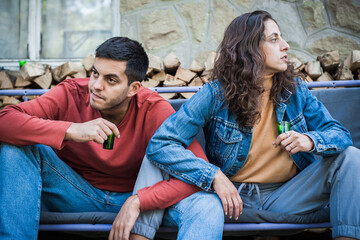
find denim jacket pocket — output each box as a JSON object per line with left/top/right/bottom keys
{"left": 210, "top": 118, "right": 242, "bottom": 163}
{"left": 290, "top": 113, "right": 308, "bottom": 133}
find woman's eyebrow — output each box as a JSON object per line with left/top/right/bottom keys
{"left": 266, "top": 32, "right": 280, "bottom": 38}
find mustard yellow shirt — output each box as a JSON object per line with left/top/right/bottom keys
{"left": 230, "top": 78, "right": 297, "bottom": 183}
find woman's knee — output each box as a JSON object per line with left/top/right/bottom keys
{"left": 182, "top": 191, "right": 224, "bottom": 223}
{"left": 336, "top": 146, "right": 360, "bottom": 171}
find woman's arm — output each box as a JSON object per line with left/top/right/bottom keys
{"left": 147, "top": 82, "right": 243, "bottom": 219}
{"left": 146, "top": 83, "right": 220, "bottom": 191}
{"left": 299, "top": 81, "right": 352, "bottom": 156}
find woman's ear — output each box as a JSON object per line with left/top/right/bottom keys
{"left": 127, "top": 81, "right": 141, "bottom": 97}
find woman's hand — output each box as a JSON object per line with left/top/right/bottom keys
{"left": 212, "top": 170, "right": 243, "bottom": 220}
{"left": 108, "top": 195, "right": 141, "bottom": 240}
{"left": 273, "top": 130, "right": 314, "bottom": 155}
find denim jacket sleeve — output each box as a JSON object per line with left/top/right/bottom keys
{"left": 146, "top": 83, "right": 220, "bottom": 191}
{"left": 298, "top": 81, "right": 352, "bottom": 156}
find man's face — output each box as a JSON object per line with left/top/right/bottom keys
{"left": 88, "top": 57, "right": 131, "bottom": 112}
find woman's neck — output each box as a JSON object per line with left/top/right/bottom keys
{"left": 263, "top": 74, "right": 274, "bottom": 92}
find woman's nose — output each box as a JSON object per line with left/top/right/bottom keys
{"left": 281, "top": 39, "right": 290, "bottom": 51}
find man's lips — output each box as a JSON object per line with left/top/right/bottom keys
{"left": 91, "top": 92, "right": 105, "bottom": 100}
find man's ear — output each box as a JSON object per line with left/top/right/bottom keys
{"left": 127, "top": 81, "right": 141, "bottom": 98}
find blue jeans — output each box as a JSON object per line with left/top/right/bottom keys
{"left": 162, "top": 191, "right": 224, "bottom": 239}
{"left": 157, "top": 146, "right": 360, "bottom": 239}
{"left": 139, "top": 150, "right": 225, "bottom": 239}
{"left": 233, "top": 146, "right": 360, "bottom": 239}
{"left": 0, "top": 143, "right": 162, "bottom": 239}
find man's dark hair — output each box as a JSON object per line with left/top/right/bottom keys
{"left": 95, "top": 37, "right": 149, "bottom": 85}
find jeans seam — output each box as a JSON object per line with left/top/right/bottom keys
{"left": 33, "top": 182, "right": 42, "bottom": 240}
{"left": 335, "top": 153, "right": 342, "bottom": 225}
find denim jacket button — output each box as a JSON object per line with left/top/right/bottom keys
{"left": 202, "top": 181, "right": 208, "bottom": 188}
{"left": 239, "top": 156, "right": 244, "bottom": 161}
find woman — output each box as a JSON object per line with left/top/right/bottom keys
{"left": 147, "top": 10, "right": 359, "bottom": 240}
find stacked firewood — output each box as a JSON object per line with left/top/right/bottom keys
{"left": 291, "top": 50, "right": 360, "bottom": 86}
{"left": 142, "top": 52, "right": 216, "bottom": 99}
{"left": 0, "top": 50, "right": 359, "bottom": 109}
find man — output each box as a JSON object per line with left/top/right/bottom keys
{"left": 0, "top": 37, "right": 208, "bottom": 240}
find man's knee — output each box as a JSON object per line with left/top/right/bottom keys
{"left": 0, "top": 143, "right": 53, "bottom": 171}
{"left": 1, "top": 143, "right": 38, "bottom": 156}
{"left": 0, "top": 143, "right": 27, "bottom": 163}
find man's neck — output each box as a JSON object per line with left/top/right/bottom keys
{"left": 101, "top": 98, "right": 132, "bottom": 126}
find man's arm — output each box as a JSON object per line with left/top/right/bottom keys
{"left": 0, "top": 83, "right": 73, "bottom": 149}
{"left": 0, "top": 79, "right": 120, "bottom": 148}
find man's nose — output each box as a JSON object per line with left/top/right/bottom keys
{"left": 93, "top": 77, "right": 104, "bottom": 90}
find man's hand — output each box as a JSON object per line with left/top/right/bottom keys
{"left": 273, "top": 130, "right": 314, "bottom": 155}
{"left": 212, "top": 170, "right": 243, "bottom": 220}
{"left": 108, "top": 194, "right": 141, "bottom": 240}
{"left": 64, "top": 118, "right": 120, "bottom": 143}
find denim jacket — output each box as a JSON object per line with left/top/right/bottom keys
{"left": 146, "top": 79, "right": 352, "bottom": 191}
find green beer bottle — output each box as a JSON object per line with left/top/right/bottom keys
{"left": 277, "top": 121, "right": 290, "bottom": 135}
{"left": 103, "top": 133, "right": 115, "bottom": 150}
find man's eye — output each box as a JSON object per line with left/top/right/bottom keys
{"left": 108, "top": 78, "right": 116, "bottom": 84}
{"left": 92, "top": 70, "right": 99, "bottom": 77}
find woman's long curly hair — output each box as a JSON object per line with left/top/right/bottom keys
{"left": 211, "top": 10, "right": 301, "bottom": 128}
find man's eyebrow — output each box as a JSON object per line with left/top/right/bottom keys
{"left": 104, "top": 73, "right": 120, "bottom": 79}
{"left": 91, "top": 66, "right": 120, "bottom": 79}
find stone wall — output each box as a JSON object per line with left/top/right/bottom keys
{"left": 119, "top": 0, "right": 360, "bottom": 68}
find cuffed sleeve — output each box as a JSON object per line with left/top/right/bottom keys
{"left": 299, "top": 80, "right": 352, "bottom": 156}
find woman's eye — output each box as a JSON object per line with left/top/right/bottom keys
{"left": 271, "top": 38, "right": 277, "bottom": 43}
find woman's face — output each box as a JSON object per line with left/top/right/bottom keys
{"left": 261, "top": 19, "right": 290, "bottom": 76}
